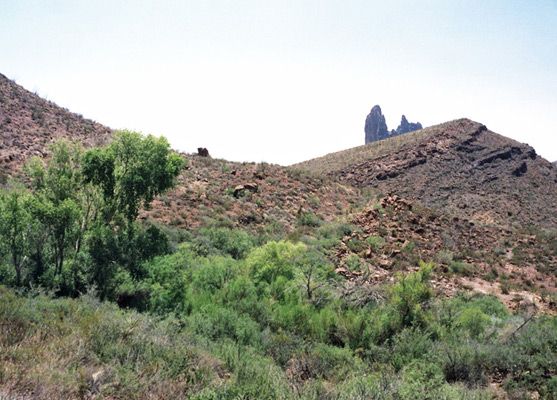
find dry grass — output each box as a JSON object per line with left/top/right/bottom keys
{"left": 291, "top": 120, "right": 461, "bottom": 175}
{"left": 0, "top": 287, "right": 216, "bottom": 400}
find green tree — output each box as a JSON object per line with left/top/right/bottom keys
{"left": 81, "top": 131, "right": 183, "bottom": 299}
{"left": 26, "top": 141, "right": 83, "bottom": 276}
{"left": 0, "top": 184, "right": 33, "bottom": 286}
{"left": 82, "top": 130, "right": 183, "bottom": 226}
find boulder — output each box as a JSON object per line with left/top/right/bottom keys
{"left": 233, "top": 182, "right": 258, "bottom": 198}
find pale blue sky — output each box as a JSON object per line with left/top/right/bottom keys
{"left": 1, "top": 1, "right": 556, "bottom": 164}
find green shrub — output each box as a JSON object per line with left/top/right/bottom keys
{"left": 296, "top": 210, "right": 323, "bottom": 227}
{"left": 347, "top": 237, "right": 366, "bottom": 253}
{"left": 248, "top": 240, "right": 305, "bottom": 285}
{"left": 190, "top": 307, "right": 262, "bottom": 348}
{"left": 344, "top": 254, "right": 367, "bottom": 272}
{"left": 456, "top": 308, "right": 490, "bottom": 339}
{"left": 399, "top": 360, "right": 445, "bottom": 399}
{"left": 436, "top": 339, "right": 488, "bottom": 386}
{"left": 195, "top": 227, "right": 257, "bottom": 259}
{"left": 449, "top": 261, "right": 476, "bottom": 276}
{"left": 389, "top": 328, "right": 433, "bottom": 372}
{"left": 366, "top": 235, "right": 386, "bottom": 250}
{"left": 193, "top": 256, "right": 239, "bottom": 294}
{"left": 498, "top": 315, "right": 557, "bottom": 398}
{"left": 388, "top": 262, "right": 434, "bottom": 330}
{"left": 307, "top": 343, "right": 364, "bottom": 382}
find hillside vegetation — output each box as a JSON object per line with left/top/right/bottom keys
{"left": 1, "top": 133, "right": 555, "bottom": 399}
{"left": 0, "top": 75, "right": 555, "bottom": 399}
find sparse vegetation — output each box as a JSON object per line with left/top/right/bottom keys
{"left": 0, "top": 75, "right": 555, "bottom": 399}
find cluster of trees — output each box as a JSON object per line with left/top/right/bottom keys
{"left": 1, "top": 131, "right": 555, "bottom": 398}
{"left": 0, "top": 130, "right": 183, "bottom": 296}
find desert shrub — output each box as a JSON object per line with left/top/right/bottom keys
{"left": 212, "top": 340, "right": 290, "bottom": 399}
{"left": 310, "top": 304, "right": 342, "bottom": 344}
{"left": 389, "top": 327, "right": 434, "bottom": 372}
{"left": 456, "top": 308, "right": 491, "bottom": 339}
{"left": 195, "top": 227, "right": 257, "bottom": 259}
{"left": 315, "top": 221, "right": 355, "bottom": 249}
{"left": 347, "top": 236, "right": 366, "bottom": 253}
{"left": 364, "top": 262, "right": 434, "bottom": 345}
{"left": 273, "top": 302, "right": 312, "bottom": 337}
{"left": 144, "top": 243, "right": 196, "bottom": 314}
{"left": 449, "top": 261, "right": 476, "bottom": 276}
{"left": 193, "top": 256, "right": 239, "bottom": 294}
{"left": 387, "top": 262, "right": 434, "bottom": 331}
{"left": 436, "top": 339, "right": 489, "bottom": 386}
{"left": 296, "top": 210, "right": 323, "bottom": 227}
{"left": 497, "top": 315, "right": 557, "bottom": 398}
{"left": 335, "top": 372, "right": 398, "bottom": 400}
{"left": 434, "top": 292, "right": 508, "bottom": 334}
{"left": 190, "top": 307, "right": 262, "bottom": 348}
{"left": 307, "top": 343, "right": 364, "bottom": 382}
{"left": 344, "top": 254, "right": 367, "bottom": 272}
{"left": 366, "top": 235, "right": 386, "bottom": 250}
{"left": 0, "top": 288, "right": 214, "bottom": 399}
{"left": 399, "top": 360, "right": 445, "bottom": 399}
{"left": 248, "top": 240, "right": 305, "bottom": 285}
{"left": 263, "top": 329, "right": 305, "bottom": 368}
{"left": 436, "top": 250, "right": 454, "bottom": 265}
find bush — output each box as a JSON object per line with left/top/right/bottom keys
{"left": 456, "top": 308, "right": 491, "bottom": 339}
{"left": 366, "top": 235, "right": 386, "bottom": 250}
{"left": 296, "top": 210, "right": 323, "bottom": 227}
{"left": 436, "top": 339, "right": 489, "bottom": 386}
{"left": 190, "top": 307, "right": 262, "bottom": 348}
{"left": 195, "top": 227, "right": 257, "bottom": 260}
{"left": 307, "top": 343, "right": 364, "bottom": 382}
{"left": 247, "top": 241, "right": 306, "bottom": 285}
{"left": 387, "top": 262, "right": 434, "bottom": 331}
{"left": 389, "top": 327, "right": 434, "bottom": 372}
{"left": 399, "top": 360, "right": 445, "bottom": 399}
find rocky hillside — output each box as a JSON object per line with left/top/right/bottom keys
{"left": 335, "top": 193, "right": 555, "bottom": 312}
{"left": 141, "top": 155, "right": 360, "bottom": 233}
{"left": 295, "top": 119, "right": 557, "bottom": 229}
{"left": 0, "top": 73, "right": 112, "bottom": 179}
{"left": 1, "top": 75, "right": 554, "bottom": 312}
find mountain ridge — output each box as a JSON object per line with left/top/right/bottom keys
{"left": 0, "top": 73, "right": 112, "bottom": 179}
{"left": 294, "top": 119, "right": 557, "bottom": 229}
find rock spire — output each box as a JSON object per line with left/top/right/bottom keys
{"left": 364, "top": 105, "right": 422, "bottom": 144}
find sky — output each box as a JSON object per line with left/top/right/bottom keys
{"left": 1, "top": 1, "right": 556, "bottom": 165}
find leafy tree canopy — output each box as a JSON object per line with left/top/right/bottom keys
{"left": 82, "top": 130, "right": 183, "bottom": 225}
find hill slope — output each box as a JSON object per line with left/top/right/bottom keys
{"left": 0, "top": 73, "right": 112, "bottom": 178}
{"left": 294, "top": 119, "right": 557, "bottom": 229}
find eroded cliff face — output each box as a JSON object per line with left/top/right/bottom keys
{"left": 364, "top": 105, "right": 422, "bottom": 144}
{"left": 394, "top": 115, "right": 422, "bottom": 135}
{"left": 364, "top": 105, "right": 389, "bottom": 143}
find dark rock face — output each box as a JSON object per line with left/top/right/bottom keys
{"left": 394, "top": 115, "right": 422, "bottom": 135}
{"left": 197, "top": 147, "right": 210, "bottom": 157}
{"left": 364, "top": 105, "right": 389, "bottom": 143}
{"left": 364, "top": 105, "right": 422, "bottom": 144}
